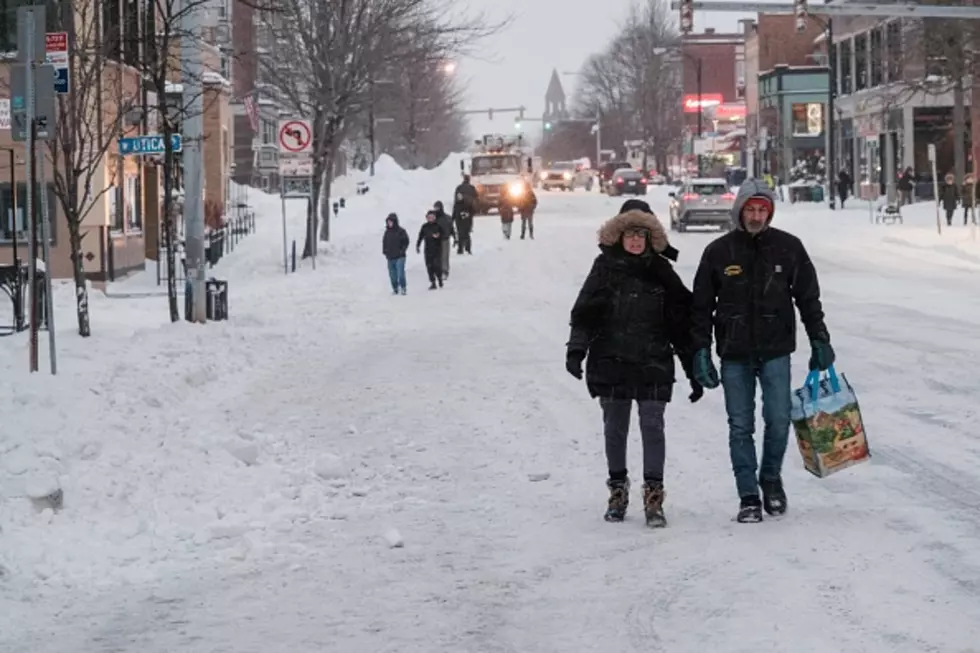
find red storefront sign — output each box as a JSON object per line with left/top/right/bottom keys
{"left": 714, "top": 103, "right": 746, "bottom": 120}
{"left": 683, "top": 94, "right": 724, "bottom": 113}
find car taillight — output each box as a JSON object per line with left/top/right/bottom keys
{"left": 682, "top": 193, "right": 699, "bottom": 200}
{"left": 616, "top": 177, "right": 623, "bottom": 183}
{"left": 640, "top": 178, "right": 647, "bottom": 184}
{"left": 722, "top": 193, "right": 735, "bottom": 200}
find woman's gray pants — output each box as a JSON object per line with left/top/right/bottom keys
{"left": 599, "top": 398, "right": 667, "bottom": 482}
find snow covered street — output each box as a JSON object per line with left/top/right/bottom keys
{"left": 3, "top": 159, "right": 980, "bottom": 652}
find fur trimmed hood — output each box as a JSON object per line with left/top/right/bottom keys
{"left": 597, "top": 210, "right": 669, "bottom": 253}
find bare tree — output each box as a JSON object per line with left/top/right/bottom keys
{"left": 891, "top": 17, "right": 976, "bottom": 184}
{"left": 372, "top": 35, "right": 468, "bottom": 168}
{"left": 570, "top": 0, "right": 682, "bottom": 167}
{"left": 38, "top": 0, "right": 140, "bottom": 336}
{"left": 259, "top": 0, "right": 506, "bottom": 258}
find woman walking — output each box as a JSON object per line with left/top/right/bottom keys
{"left": 565, "top": 204, "right": 702, "bottom": 527}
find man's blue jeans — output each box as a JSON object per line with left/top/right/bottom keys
{"left": 720, "top": 356, "right": 792, "bottom": 498}
{"left": 387, "top": 257, "right": 406, "bottom": 292}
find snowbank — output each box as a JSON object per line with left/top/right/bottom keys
{"left": 0, "top": 152, "right": 468, "bottom": 592}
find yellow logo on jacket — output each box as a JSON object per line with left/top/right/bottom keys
{"left": 724, "top": 265, "right": 743, "bottom": 277}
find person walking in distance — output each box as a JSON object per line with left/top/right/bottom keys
{"left": 453, "top": 174, "right": 477, "bottom": 254}
{"left": 690, "top": 179, "right": 834, "bottom": 523}
{"left": 381, "top": 212, "right": 409, "bottom": 295}
{"left": 520, "top": 185, "right": 538, "bottom": 240}
{"left": 433, "top": 201, "right": 455, "bottom": 280}
{"left": 416, "top": 210, "right": 444, "bottom": 290}
{"left": 940, "top": 173, "right": 959, "bottom": 227}
{"left": 566, "top": 208, "right": 702, "bottom": 527}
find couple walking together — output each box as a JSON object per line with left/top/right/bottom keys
{"left": 566, "top": 181, "right": 835, "bottom": 527}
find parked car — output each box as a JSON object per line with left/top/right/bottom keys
{"left": 606, "top": 168, "right": 647, "bottom": 196}
{"left": 599, "top": 161, "right": 634, "bottom": 193}
{"left": 668, "top": 178, "right": 736, "bottom": 232}
{"left": 539, "top": 161, "right": 594, "bottom": 191}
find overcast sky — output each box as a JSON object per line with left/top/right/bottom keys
{"left": 454, "top": 0, "right": 769, "bottom": 139}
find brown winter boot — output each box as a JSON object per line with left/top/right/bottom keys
{"left": 604, "top": 478, "right": 630, "bottom": 522}
{"left": 642, "top": 481, "right": 667, "bottom": 528}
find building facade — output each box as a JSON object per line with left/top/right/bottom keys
{"left": 758, "top": 65, "right": 829, "bottom": 181}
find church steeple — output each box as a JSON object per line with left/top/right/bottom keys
{"left": 543, "top": 69, "right": 568, "bottom": 121}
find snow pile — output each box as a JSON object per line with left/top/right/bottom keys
{"left": 0, "top": 152, "right": 465, "bottom": 592}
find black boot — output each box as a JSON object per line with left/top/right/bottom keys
{"left": 428, "top": 282, "right": 437, "bottom": 290}
{"left": 604, "top": 478, "right": 630, "bottom": 522}
{"left": 437, "top": 277, "right": 443, "bottom": 288}
{"left": 760, "top": 477, "right": 787, "bottom": 516}
{"left": 736, "top": 495, "right": 763, "bottom": 523}
{"left": 642, "top": 481, "right": 666, "bottom": 528}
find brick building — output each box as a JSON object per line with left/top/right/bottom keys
{"left": 743, "top": 14, "right": 830, "bottom": 176}
{"left": 680, "top": 29, "right": 746, "bottom": 169}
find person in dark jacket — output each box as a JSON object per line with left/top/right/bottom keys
{"left": 416, "top": 210, "right": 444, "bottom": 289}
{"left": 837, "top": 169, "right": 852, "bottom": 208}
{"left": 566, "top": 207, "right": 701, "bottom": 528}
{"left": 963, "top": 174, "right": 977, "bottom": 225}
{"left": 520, "top": 187, "right": 538, "bottom": 240}
{"left": 897, "top": 167, "right": 915, "bottom": 205}
{"left": 690, "top": 178, "right": 834, "bottom": 524}
{"left": 382, "top": 213, "right": 409, "bottom": 295}
{"left": 940, "top": 173, "right": 959, "bottom": 226}
{"left": 452, "top": 175, "right": 477, "bottom": 254}
{"left": 433, "top": 201, "right": 455, "bottom": 280}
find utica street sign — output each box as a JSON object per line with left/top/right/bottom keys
{"left": 119, "top": 134, "right": 183, "bottom": 155}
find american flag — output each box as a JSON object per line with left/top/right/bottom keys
{"left": 243, "top": 90, "right": 259, "bottom": 132}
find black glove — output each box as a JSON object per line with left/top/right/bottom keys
{"left": 689, "top": 380, "right": 704, "bottom": 403}
{"left": 565, "top": 350, "right": 584, "bottom": 380}
{"left": 808, "top": 340, "right": 836, "bottom": 371}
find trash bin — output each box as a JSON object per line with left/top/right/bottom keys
{"left": 206, "top": 278, "right": 228, "bottom": 321}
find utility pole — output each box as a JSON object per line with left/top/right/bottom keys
{"left": 595, "top": 109, "right": 602, "bottom": 167}
{"left": 368, "top": 80, "right": 376, "bottom": 176}
{"left": 695, "top": 57, "right": 703, "bottom": 176}
{"left": 180, "top": 0, "right": 206, "bottom": 323}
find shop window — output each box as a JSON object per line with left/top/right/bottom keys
{"left": 854, "top": 33, "right": 868, "bottom": 91}
{"left": 791, "top": 103, "right": 824, "bottom": 137}
{"left": 839, "top": 40, "right": 852, "bottom": 96}
{"left": 0, "top": 0, "right": 61, "bottom": 53}
{"left": 870, "top": 27, "right": 883, "bottom": 88}
{"left": 0, "top": 182, "right": 57, "bottom": 243}
{"left": 886, "top": 21, "right": 902, "bottom": 83}
{"left": 126, "top": 173, "right": 142, "bottom": 231}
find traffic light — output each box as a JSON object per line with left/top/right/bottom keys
{"left": 544, "top": 122, "right": 552, "bottom": 130}
{"left": 795, "top": 0, "right": 807, "bottom": 32}
{"left": 680, "top": 0, "right": 693, "bottom": 34}
{"left": 488, "top": 108, "right": 494, "bottom": 120}
{"left": 514, "top": 119, "right": 522, "bottom": 130}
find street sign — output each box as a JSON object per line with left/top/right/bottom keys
{"left": 281, "top": 176, "right": 313, "bottom": 198}
{"left": 45, "top": 32, "right": 69, "bottom": 95}
{"left": 16, "top": 6, "right": 45, "bottom": 63}
{"left": 10, "top": 64, "right": 56, "bottom": 141}
{"left": 279, "top": 155, "right": 313, "bottom": 176}
{"left": 118, "top": 134, "right": 183, "bottom": 155}
{"left": 927, "top": 143, "right": 936, "bottom": 162}
{"left": 278, "top": 119, "right": 312, "bottom": 154}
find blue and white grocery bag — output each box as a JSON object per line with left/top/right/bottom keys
{"left": 790, "top": 365, "right": 870, "bottom": 478}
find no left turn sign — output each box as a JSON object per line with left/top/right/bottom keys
{"left": 278, "top": 119, "right": 312, "bottom": 154}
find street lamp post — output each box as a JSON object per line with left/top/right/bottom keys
{"left": 694, "top": 56, "right": 703, "bottom": 176}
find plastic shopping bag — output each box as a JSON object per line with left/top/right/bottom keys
{"left": 790, "top": 365, "right": 871, "bottom": 478}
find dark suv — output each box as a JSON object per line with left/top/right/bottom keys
{"left": 599, "top": 161, "right": 634, "bottom": 193}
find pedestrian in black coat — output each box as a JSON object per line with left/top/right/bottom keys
{"left": 433, "top": 200, "right": 455, "bottom": 279}
{"left": 416, "top": 211, "right": 444, "bottom": 289}
{"left": 520, "top": 187, "right": 538, "bottom": 240}
{"left": 453, "top": 175, "right": 477, "bottom": 254}
{"left": 566, "top": 208, "right": 700, "bottom": 527}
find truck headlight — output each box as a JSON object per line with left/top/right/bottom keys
{"left": 563, "top": 172, "right": 572, "bottom": 180}
{"left": 507, "top": 182, "right": 525, "bottom": 198}
{"left": 539, "top": 171, "right": 547, "bottom": 180}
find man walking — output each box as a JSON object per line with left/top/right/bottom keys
{"left": 433, "top": 201, "right": 455, "bottom": 279}
{"left": 690, "top": 179, "right": 835, "bottom": 523}
{"left": 452, "top": 175, "right": 477, "bottom": 254}
{"left": 381, "top": 213, "right": 409, "bottom": 295}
